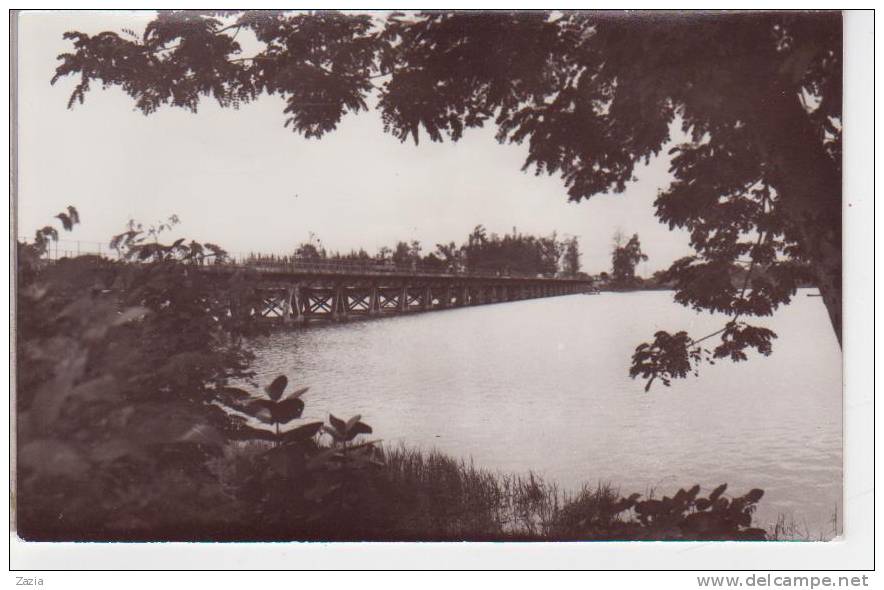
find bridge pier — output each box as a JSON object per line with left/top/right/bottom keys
{"left": 368, "top": 284, "right": 379, "bottom": 315}
{"left": 292, "top": 285, "right": 304, "bottom": 324}
{"left": 332, "top": 285, "right": 347, "bottom": 321}
{"left": 281, "top": 287, "right": 293, "bottom": 324}
{"left": 399, "top": 285, "right": 408, "bottom": 312}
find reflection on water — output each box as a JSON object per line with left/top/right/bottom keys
{"left": 246, "top": 289, "right": 842, "bottom": 537}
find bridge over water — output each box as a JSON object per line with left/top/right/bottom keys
{"left": 199, "top": 259, "right": 596, "bottom": 325}
{"left": 41, "top": 241, "right": 596, "bottom": 325}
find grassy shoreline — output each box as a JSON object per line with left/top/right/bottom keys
{"left": 19, "top": 441, "right": 772, "bottom": 542}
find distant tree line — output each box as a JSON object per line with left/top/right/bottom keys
{"left": 243, "top": 226, "right": 584, "bottom": 278}
{"left": 600, "top": 230, "right": 814, "bottom": 294}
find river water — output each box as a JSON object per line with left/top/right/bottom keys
{"left": 246, "top": 289, "right": 842, "bottom": 537}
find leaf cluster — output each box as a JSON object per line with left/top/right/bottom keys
{"left": 553, "top": 483, "right": 766, "bottom": 541}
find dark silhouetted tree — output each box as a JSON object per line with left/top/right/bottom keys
{"left": 434, "top": 241, "right": 463, "bottom": 272}
{"left": 294, "top": 232, "right": 326, "bottom": 260}
{"left": 373, "top": 246, "right": 392, "bottom": 264}
{"left": 561, "top": 236, "right": 581, "bottom": 277}
{"left": 611, "top": 233, "right": 648, "bottom": 286}
{"left": 391, "top": 240, "right": 420, "bottom": 267}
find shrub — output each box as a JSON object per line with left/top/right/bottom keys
{"left": 16, "top": 212, "right": 259, "bottom": 539}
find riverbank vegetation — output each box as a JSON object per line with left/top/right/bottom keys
{"left": 16, "top": 211, "right": 769, "bottom": 542}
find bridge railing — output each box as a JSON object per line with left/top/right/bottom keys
{"left": 215, "top": 254, "right": 566, "bottom": 281}
{"left": 36, "top": 240, "right": 592, "bottom": 282}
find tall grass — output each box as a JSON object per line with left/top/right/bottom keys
{"left": 767, "top": 509, "right": 840, "bottom": 541}
{"left": 373, "top": 445, "right": 623, "bottom": 540}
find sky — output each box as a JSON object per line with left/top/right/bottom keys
{"left": 15, "top": 11, "right": 693, "bottom": 276}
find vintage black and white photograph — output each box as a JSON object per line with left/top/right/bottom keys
{"left": 12, "top": 9, "right": 852, "bottom": 550}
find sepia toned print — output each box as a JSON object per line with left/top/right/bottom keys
{"left": 13, "top": 10, "right": 842, "bottom": 542}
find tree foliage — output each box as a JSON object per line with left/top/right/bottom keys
{"left": 611, "top": 233, "right": 648, "bottom": 286}
{"left": 16, "top": 209, "right": 260, "bottom": 536}
{"left": 561, "top": 236, "right": 581, "bottom": 277}
{"left": 52, "top": 10, "right": 842, "bottom": 388}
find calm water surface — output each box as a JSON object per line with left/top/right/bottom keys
{"left": 246, "top": 289, "right": 842, "bottom": 536}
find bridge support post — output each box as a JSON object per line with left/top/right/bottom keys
{"left": 400, "top": 285, "right": 408, "bottom": 312}
{"left": 443, "top": 285, "right": 451, "bottom": 308}
{"left": 282, "top": 287, "right": 294, "bottom": 324}
{"left": 292, "top": 284, "right": 304, "bottom": 324}
{"left": 333, "top": 285, "right": 348, "bottom": 321}
{"left": 368, "top": 283, "right": 379, "bottom": 315}
{"left": 423, "top": 285, "right": 432, "bottom": 310}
